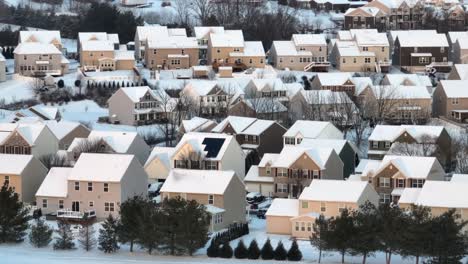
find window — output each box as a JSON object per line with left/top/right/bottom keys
{"left": 295, "top": 222, "right": 299, "bottom": 231}
{"left": 244, "top": 134, "right": 249, "bottom": 141}
{"left": 452, "top": 98, "right": 459, "bottom": 105}
{"left": 208, "top": 194, "right": 214, "bottom": 205}
{"left": 4, "top": 175, "right": 9, "bottom": 185}
{"left": 302, "top": 201, "right": 308, "bottom": 209}
{"left": 342, "top": 58, "right": 346, "bottom": 63}
{"left": 74, "top": 182, "right": 80, "bottom": 191}
{"left": 353, "top": 58, "right": 357, "bottom": 63}
{"left": 266, "top": 166, "right": 271, "bottom": 176}
{"left": 380, "top": 177, "right": 391, "bottom": 188}
{"left": 285, "top": 137, "right": 295, "bottom": 145}
{"left": 372, "top": 141, "right": 379, "bottom": 149}
{"left": 175, "top": 160, "right": 187, "bottom": 169}
{"left": 105, "top": 202, "right": 115, "bottom": 212}
{"left": 385, "top": 141, "right": 391, "bottom": 148}
{"left": 104, "top": 183, "right": 109, "bottom": 192}
{"left": 396, "top": 178, "right": 405, "bottom": 188}
{"left": 277, "top": 183, "right": 288, "bottom": 193}
{"left": 205, "top": 160, "right": 217, "bottom": 170}
{"left": 277, "top": 168, "right": 288, "bottom": 177}
{"left": 87, "top": 182, "right": 93, "bottom": 192}
{"left": 42, "top": 199, "right": 47, "bottom": 208}
{"left": 214, "top": 213, "right": 223, "bottom": 224}
{"left": 59, "top": 200, "right": 64, "bottom": 209}
{"left": 364, "top": 58, "right": 371, "bottom": 63}
{"left": 419, "top": 57, "right": 429, "bottom": 64}
{"left": 381, "top": 47, "right": 385, "bottom": 52}
{"left": 301, "top": 222, "right": 305, "bottom": 231}
{"left": 379, "top": 194, "right": 391, "bottom": 204}
{"left": 89, "top": 201, "right": 94, "bottom": 207}
{"left": 307, "top": 222, "right": 312, "bottom": 232}
{"left": 363, "top": 47, "right": 368, "bottom": 51}
{"left": 412, "top": 179, "right": 425, "bottom": 188}
{"left": 296, "top": 138, "right": 302, "bottom": 144}
{"left": 320, "top": 202, "right": 326, "bottom": 212}
{"left": 441, "top": 47, "right": 445, "bottom": 53}
{"left": 313, "top": 170, "right": 320, "bottom": 179}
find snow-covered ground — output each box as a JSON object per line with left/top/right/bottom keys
{"left": 0, "top": 74, "right": 35, "bottom": 104}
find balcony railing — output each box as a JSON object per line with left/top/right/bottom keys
{"left": 57, "top": 209, "right": 96, "bottom": 219}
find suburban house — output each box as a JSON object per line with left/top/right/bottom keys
{"left": 283, "top": 120, "right": 344, "bottom": 146}
{"left": 310, "top": 72, "right": 356, "bottom": 94}
{"left": 363, "top": 155, "right": 445, "bottom": 204}
{"left": 160, "top": 169, "right": 246, "bottom": 232}
{"left": 245, "top": 145, "right": 343, "bottom": 198}
{"left": 0, "top": 154, "right": 48, "bottom": 203}
{"left": 382, "top": 73, "right": 433, "bottom": 93}
{"left": 433, "top": 80, "right": 468, "bottom": 123}
{"left": 0, "top": 53, "right": 5, "bottom": 82}
{"left": 207, "top": 29, "right": 265, "bottom": 70}
{"left": 367, "top": 125, "right": 452, "bottom": 169}
{"left": 392, "top": 31, "right": 450, "bottom": 73}
{"left": 194, "top": 26, "right": 226, "bottom": 60}
{"left": 67, "top": 130, "right": 150, "bottom": 165}
{"left": 211, "top": 116, "right": 287, "bottom": 157}
{"left": 19, "top": 30, "right": 63, "bottom": 52}
{"left": 35, "top": 153, "right": 148, "bottom": 219}
{"left": 0, "top": 123, "right": 59, "bottom": 159}
{"left": 108, "top": 86, "right": 174, "bottom": 126}
{"left": 182, "top": 81, "right": 231, "bottom": 118}
{"left": 5, "top": 105, "right": 61, "bottom": 123}
{"left": 144, "top": 147, "right": 175, "bottom": 183}
{"left": 269, "top": 34, "right": 329, "bottom": 71}
{"left": 266, "top": 180, "right": 379, "bottom": 238}
{"left": 311, "top": 0, "right": 366, "bottom": 12}
{"left": 330, "top": 29, "right": 390, "bottom": 72}
{"left": 178, "top": 117, "right": 217, "bottom": 137}
{"left": 344, "top": 6, "right": 388, "bottom": 31}
{"left": 135, "top": 25, "right": 199, "bottom": 69}
{"left": 228, "top": 98, "right": 289, "bottom": 124}
{"left": 448, "top": 64, "right": 468, "bottom": 80}
{"left": 44, "top": 120, "right": 91, "bottom": 150}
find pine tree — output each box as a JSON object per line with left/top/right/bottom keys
{"left": 261, "top": 238, "right": 275, "bottom": 260}
{"left": 310, "top": 214, "right": 331, "bottom": 263}
{"left": 0, "top": 183, "right": 30, "bottom": 243}
{"left": 287, "top": 239, "right": 303, "bottom": 261}
{"left": 136, "top": 201, "right": 161, "bottom": 255}
{"left": 349, "top": 202, "right": 380, "bottom": 264}
{"left": 29, "top": 218, "right": 53, "bottom": 248}
{"left": 274, "top": 241, "right": 288, "bottom": 260}
{"left": 175, "top": 199, "right": 210, "bottom": 256}
{"left": 328, "top": 208, "right": 354, "bottom": 263}
{"left": 247, "top": 239, "right": 261, "bottom": 259}
{"left": 219, "top": 241, "right": 233, "bottom": 258}
{"left": 207, "top": 239, "right": 219, "bottom": 257}
{"left": 53, "top": 221, "right": 75, "bottom": 250}
{"left": 119, "top": 195, "right": 147, "bottom": 252}
{"left": 400, "top": 206, "right": 432, "bottom": 264}
{"left": 377, "top": 204, "right": 406, "bottom": 264}
{"left": 78, "top": 216, "right": 96, "bottom": 251}
{"left": 98, "top": 214, "right": 119, "bottom": 253}
{"left": 234, "top": 239, "right": 248, "bottom": 259}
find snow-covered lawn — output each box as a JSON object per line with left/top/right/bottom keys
{"left": 0, "top": 74, "right": 35, "bottom": 104}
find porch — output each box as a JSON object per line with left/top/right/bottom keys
{"left": 56, "top": 209, "right": 96, "bottom": 221}
{"left": 304, "top": 61, "right": 330, "bottom": 72}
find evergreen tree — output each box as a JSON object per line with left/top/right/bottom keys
{"left": 287, "top": 239, "right": 303, "bottom": 261}
{"left": 0, "top": 183, "right": 30, "bottom": 243}
{"left": 377, "top": 204, "right": 406, "bottom": 264}
{"left": 247, "top": 239, "right": 261, "bottom": 259}
{"left": 274, "top": 241, "right": 288, "bottom": 260}
{"left": 78, "top": 216, "right": 96, "bottom": 251}
{"left": 310, "top": 214, "right": 331, "bottom": 263}
{"left": 327, "top": 208, "right": 354, "bottom": 263}
{"left": 349, "top": 202, "right": 380, "bottom": 264}
{"left": 219, "top": 241, "right": 233, "bottom": 258}
{"left": 178, "top": 199, "right": 210, "bottom": 255}
{"left": 118, "top": 195, "right": 147, "bottom": 252}
{"left": 207, "top": 239, "right": 219, "bottom": 257}
{"left": 136, "top": 200, "right": 161, "bottom": 254}
{"left": 57, "top": 79, "right": 64, "bottom": 88}
{"left": 98, "top": 214, "right": 120, "bottom": 253}
{"left": 261, "top": 238, "right": 275, "bottom": 260}
{"left": 29, "top": 218, "right": 53, "bottom": 248}
{"left": 234, "top": 239, "right": 248, "bottom": 259}
{"left": 53, "top": 221, "right": 75, "bottom": 250}
{"left": 400, "top": 206, "right": 432, "bottom": 264}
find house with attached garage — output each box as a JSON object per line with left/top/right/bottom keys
{"left": 283, "top": 120, "right": 344, "bottom": 146}
{"left": 35, "top": 153, "right": 148, "bottom": 220}
{"left": 108, "top": 86, "right": 175, "bottom": 126}
{"left": 362, "top": 155, "right": 445, "bottom": 204}
{"left": 310, "top": 72, "right": 357, "bottom": 95}
{"left": 182, "top": 80, "right": 232, "bottom": 118}
{"left": 212, "top": 116, "right": 286, "bottom": 157}
{"left": 0, "top": 123, "right": 59, "bottom": 159}
{"left": 266, "top": 180, "right": 379, "bottom": 238}
{"left": 0, "top": 154, "right": 48, "bottom": 203}
{"left": 245, "top": 145, "right": 343, "bottom": 198}
{"left": 194, "top": 26, "right": 225, "bottom": 60}
{"left": 433, "top": 80, "right": 468, "bottom": 123}
{"left": 44, "top": 120, "right": 91, "bottom": 150}
{"left": 67, "top": 130, "right": 150, "bottom": 165}
{"left": 160, "top": 169, "right": 246, "bottom": 232}
{"left": 367, "top": 125, "right": 452, "bottom": 169}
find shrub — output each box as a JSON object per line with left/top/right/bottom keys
{"left": 207, "top": 239, "right": 219, "bottom": 258}
{"left": 234, "top": 239, "right": 248, "bottom": 259}
{"left": 274, "top": 241, "right": 287, "bottom": 260}
{"left": 219, "top": 241, "right": 233, "bottom": 258}
{"left": 247, "top": 239, "right": 261, "bottom": 259}
{"left": 287, "top": 239, "right": 302, "bottom": 261}
{"left": 261, "top": 238, "right": 275, "bottom": 260}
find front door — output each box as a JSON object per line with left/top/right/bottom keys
{"left": 72, "top": 201, "right": 80, "bottom": 212}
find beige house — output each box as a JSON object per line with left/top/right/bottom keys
{"left": 0, "top": 123, "right": 59, "bottom": 159}
{"left": 0, "top": 154, "right": 48, "bottom": 203}
{"left": 269, "top": 34, "right": 329, "bottom": 71}
{"left": 266, "top": 180, "right": 379, "bottom": 238}
{"left": 245, "top": 145, "right": 343, "bottom": 198}
{"left": 35, "top": 153, "right": 148, "bottom": 219}
{"left": 182, "top": 80, "right": 230, "bottom": 118}
{"left": 108, "top": 86, "right": 174, "bottom": 126}
{"left": 80, "top": 40, "right": 134, "bottom": 72}
{"left": 194, "top": 26, "right": 225, "bottom": 60}
{"left": 0, "top": 53, "right": 5, "bottom": 82}
{"left": 433, "top": 80, "right": 468, "bottom": 123}
{"left": 44, "top": 120, "right": 90, "bottom": 150}
{"left": 144, "top": 147, "right": 174, "bottom": 183}
{"left": 283, "top": 120, "right": 344, "bottom": 146}
{"left": 160, "top": 169, "right": 246, "bottom": 231}
{"left": 67, "top": 130, "right": 150, "bottom": 165}
{"left": 207, "top": 30, "right": 265, "bottom": 69}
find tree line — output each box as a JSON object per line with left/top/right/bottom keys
{"left": 310, "top": 202, "right": 468, "bottom": 264}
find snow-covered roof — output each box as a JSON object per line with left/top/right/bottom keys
{"left": 452, "top": 64, "right": 468, "bottom": 80}
{"left": 137, "top": 25, "right": 188, "bottom": 42}
{"left": 0, "top": 154, "right": 34, "bottom": 175}
{"left": 369, "top": 125, "right": 444, "bottom": 142}
{"left": 245, "top": 166, "right": 274, "bottom": 183}
{"left": 144, "top": 146, "right": 174, "bottom": 168}
{"left": 389, "top": 30, "right": 437, "bottom": 44}
{"left": 376, "top": 155, "right": 439, "bottom": 179}
{"left": 349, "top": 29, "right": 389, "bottom": 46}
{"left": 44, "top": 120, "right": 87, "bottom": 141}
{"left": 301, "top": 90, "right": 354, "bottom": 105}
{"left": 243, "top": 98, "right": 288, "bottom": 114}
{"left": 247, "top": 78, "right": 285, "bottom": 92}
{"left": 266, "top": 198, "right": 299, "bottom": 217}
{"left": 114, "top": 50, "right": 135, "bottom": 61}
{"left": 353, "top": 77, "right": 373, "bottom": 96}
{"left": 29, "top": 105, "right": 59, "bottom": 120}
{"left": 173, "top": 132, "right": 235, "bottom": 161}
{"left": 68, "top": 153, "right": 134, "bottom": 182}
{"left": 19, "top": 30, "right": 61, "bottom": 45}
{"left": 183, "top": 80, "right": 218, "bottom": 96}
{"left": 448, "top": 31, "right": 468, "bottom": 45}
{"left": 160, "top": 169, "right": 237, "bottom": 195}
{"left": 396, "top": 32, "right": 448, "bottom": 47}
{"left": 284, "top": 120, "right": 343, "bottom": 139}
{"left": 0, "top": 123, "right": 48, "bottom": 145}
{"left": 272, "top": 40, "right": 312, "bottom": 56}
{"left": 240, "top": 119, "right": 277, "bottom": 136}
{"left": 14, "top": 43, "right": 61, "bottom": 55}
{"left": 450, "top": 174, "right": 468, "bottom": 183}
{"left": 81, "top": 40, "right": 114, "bottom": 51}
{"left": 35, "top": 167, "right": 71, "bottom": 198}
{"left": 78, "top": 32, "right": 117, "bottom": 44}
{"left": 299, "top": 179, "right": 370, "bottom": 202}
{"left": 315, "top": 72, "right": 354, "bottom": 86}
{"left": 299, "top": 138, "right": 353, "bottom": 154}
{"left": 68, "top": 130, "right": 138, "bottom": 153}
{"left": 118, "top": 86, "right": 160, "bottom": 103}
{"left": 439, "top": 80, "right": 468, "bottom": 98}
{"left": 258, "top": 153, "right": 280, "bottom": 167}
{"left": 385, "top": 74, "right": 432, "bottom": 87}
{"left": 194, "top": 26, "right": 225, "bottom": 40}
{"left": 371, "top": 85, "right": 431, "bottom": 99}
{"left": 181, "top": 117, "right": 216, "bottom": 133}
{"left": 212, "top": 116, "right": 257, "bottom": 134}
{"left": 413, "top": 181, "right": 468, "bottom": 208}
{"left": 230, "top": 41, "right": 265, "bottom": 57}
{"left": 336, "top": 40, "right": 375, "bottom": 57}
{"left": 398, "top": 188, "right": 421, "bottom": 205}
{"left": 210, "top": 30, "right": 244, "bottom": 48}
{"left": 292, "top": 34, "right": 327, "bottom": 46}
{"left": 345, "top": 6, "right": 382, "bottom": 16}
{"left": 272, "top": 146, "right": 335, "bottom": 169}
{"left": 147, "top": 34, "right": 198, "bottom": 49}
{"left": 355, "top": 159, "right": 382, "bottom": 175}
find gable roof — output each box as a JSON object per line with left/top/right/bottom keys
{"left": 272, "top": 146, "right": 335, "bottom": 169}
{"left": 315, "top": 72, "right": 354, "bottom": 86}
{"left": 292, "top": 34, "right": 327, "bottom": 46}
{"left": 160, "top": 169, "right": 237, "bottom": 195}
{"left": 68, "top": 130, "right": 138, "bottom": 153}
{"left": 44, "top": 120, "right": 88, "bottom": 140}
{"left": 284, "top": 120, "right": 343, "bottom": 139}
{"left": 396, "top": 32, "right": 448, "bottom": 47}
{"left": 173, "top": 132, "right": 235, "bottom": 160}
{"left": 181, "top": 117, "right": 217, "bottom": 133}
{"left": 0, "top": 123, "right": 47, "bottom": 145}
{"left": 81, "top": 40, "right": 114, "bottom": 51}
{"left": 384, "top": 74, "right": 432, "bottom": 87}
{"left": 183, "top": 80, "right": 219, "bottom": 96}
{"left": 355, "top": 159, "right": 382, "bottom": 175}
{"left": 144, "top": 146, "right": 174, "bottom": 168}
{"left": 439, "top": 80, "right": 468, "bottom": 98}
{"left": 194, "top": 26, "right": 225, "bottom": 40}
{"left": 368, "top": 125, "right": 444, "bottom": 142}
{"left": 265, "top": 198, "right": 299, "bottom": 217}
{"left": 210, "top": 30, "right": 244, "bottom": 48}
{"left": 0, "top": 154, "right": 34, "bottom": 175}
{"left": 451, "top": 174, "right": 468, "bottom": 183}
{"left": 68, "top": 153, "right": 134, "bottom": 182}
{"left": 452, "top": 64, "right": 468, "bottom": 80}
{"left": 19, "top": 31, "right": 62, "bottom": 45}
{"left": 14, "top": 43, "right": 61, "bottom": 55}
{"left": 414, "top": 181, "right": 468, "bottom": 208}
{"left": 35, "top": 167, "right": 71, "bottom": 198}
{"left": 239, "top": 119, "right": 278, "bottom": 136}
{"left": 299, "top": 138, "right": 357, "bottom": 154}
{"left": 299, "top": 179, "right": 370, "bottom": 202}
{"left": 375, "top": 155, "right": 439, "bottom": 179}
{"left": 212, "top": 116, "right": 257, "bottom": 134}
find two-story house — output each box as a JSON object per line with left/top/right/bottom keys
{"left": 182, "top": 81, "right": 231, "bottom": 118}
{"left": 194, "top": 26, "right": 225, "bottom": 60}
{"left": 283, "top": 120, "right": 344, "bottom": 146}
{"left": 44, "top": 120, "right": 91, "bottom": 150}
{"left": 433, "top": 80, "right": 468, "bottom": 123}
{"left": 0, "top": 154, "right": 48, "bottom": 203}
{"left": 35, "top": 153, "right": 148, "bottom": 219}
{"left": 266, "top": 180, "right": 379, "bottom": 238}
{"left": 160, "top": 169, "right": 246, "bottom": 232}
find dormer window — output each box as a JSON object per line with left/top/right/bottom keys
{"left": 285, "top": 137, "right": 295, "bottom": 145}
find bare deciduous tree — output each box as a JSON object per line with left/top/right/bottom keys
{"left": 39, "top": 153, "right": 71, "bottom": 170}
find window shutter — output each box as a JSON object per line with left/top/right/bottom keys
{"left": 275, "top": 184, "right": 277, "bottom": 192}
{"left": 287, "top": 184, "right": 290, "bottom": 194}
